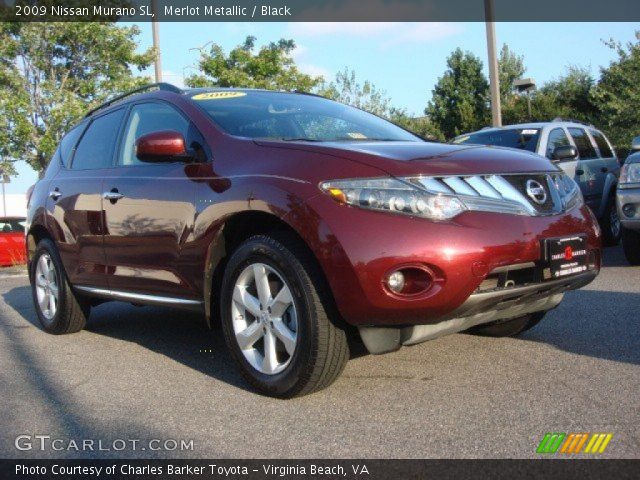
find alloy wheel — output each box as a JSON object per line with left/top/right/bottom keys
{"left": 231, "top": 262, "right": 298, "bottom": 375}
{"left": 35, "top": 253, "right": 58, "bottom": 321}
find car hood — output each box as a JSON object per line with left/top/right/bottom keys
{"left": 253, "top": 140, "right": 559, "bottom": 177}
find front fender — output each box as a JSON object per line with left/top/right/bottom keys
{"left": 597, "top": 173, "right": 618, "bottom": 217}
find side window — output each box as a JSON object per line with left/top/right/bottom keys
{"left": 72, "top": 109, "right": 126, "bottom": 170}
{"left": 568, "top": 127, "right": 598, "bottom": 159}
{"left": 546, "top": 128, "right": 571, "bottom": 160}
{"left": 59, "top": 122, "right": 87, "bottom": 167}
{"left": 119, "top": 102, "right": 189, "bottom": 166}
{"left": 591, "top": 130, "right": 614, "bottom": 158}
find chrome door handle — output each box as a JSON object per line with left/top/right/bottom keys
{"left": 103, "top": 191, "right": 124, "bottom": 201}
{"left": 49, "top": 190, "right": 61, "bottom": 200}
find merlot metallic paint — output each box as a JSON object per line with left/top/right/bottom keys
{"left": 26, "top": 89, "right": 601, "bottom": 329}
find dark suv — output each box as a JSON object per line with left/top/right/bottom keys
{"left": 27, "top": 84, "right": 601, "bottom": 397}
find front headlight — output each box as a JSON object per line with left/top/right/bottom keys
{"left": 552, "top": 173, "right": 584, "bottom": 211}
{"left": 620, "top": 162, "right": 640, "bottom": 184}
{"left": 320, "top": 177, "right": 466, "bottom": 220}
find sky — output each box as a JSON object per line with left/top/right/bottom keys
{"left": 6, "top": 21, "right": 639, "bottom": 195}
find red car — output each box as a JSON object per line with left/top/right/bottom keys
{"left": 0, "top": 217, "right": 27, "bottom": 267}
{"left": 26, "top": 84, "right": 601, "bottom": 397}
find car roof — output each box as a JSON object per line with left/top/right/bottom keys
{"left": 474, "top": 121, "right": 597, "bottom": 132}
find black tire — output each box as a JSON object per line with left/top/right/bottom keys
{"left": 468, "top": 311, "right": 547, "bottom": 337}
{"left": 600, "top": 197, "right": 622, "bottom": 247}
{"left": 30, "top": 239, "right": 90, "bottom": 334}
{"left": 220, "top": 233, "right": 349, "bottom": 398}
{"left": 622, "top": 227, "right": 640, "bottom": 265}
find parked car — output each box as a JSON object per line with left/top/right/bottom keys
{"left": 26, "top": 84, "right": 601, "bottom": 397}
{"left": 0, "top": 216, "right": 27, "bottom": 267}
{"left": 617, "top": 136, "right": 640, "bottom": 264}
{"left": 454, "top": 120, "right": 621, "bottom": 246}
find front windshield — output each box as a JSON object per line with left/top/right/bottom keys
{"left": 190, "top": 90, "right": 421, "bottom": 142}
{"left": 453, "top": 128, "right": 540, "bottom": 152}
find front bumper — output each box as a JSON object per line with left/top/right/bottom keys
{"left": 302, "top": 194, "right": 601, "bottom": 327}
{"left": 359, "top": 270, "right": 597, "bottom": 354}
{"left": 617, "top": 185, "right": 640, "bottom": 231}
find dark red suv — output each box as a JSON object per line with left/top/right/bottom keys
{"left": 26, "top": 84, "right": 601, "bottom": 397}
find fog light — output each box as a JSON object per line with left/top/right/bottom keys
{"left": 622, "top": 203, "right": 636, "bottom": 218}
{"left": 387, "top": 271, "right": 406, "bottom": 293}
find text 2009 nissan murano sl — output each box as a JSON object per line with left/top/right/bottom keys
{"left": 26, "top": 84, "right": 601, "bottom": 397}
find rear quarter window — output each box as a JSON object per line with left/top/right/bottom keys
{"left": 59, "top": 121, "right": 87, "bottom": 167}
{"left": 590, "top": 130, "right": 614, "bottom": 158}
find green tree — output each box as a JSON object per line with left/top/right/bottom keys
{"left": 425, "top": 48, "right": 489, "bottom": 139}
{"left": 498, "top": 44, "right": 526, "bottom": 103}
{"left": 592, "top": 34, "right": 640, "bottom": 150}
{"left": 186, "top": 36, "right": 322, "bottom": 92}
{"left": 319, "top": 68, "right": 392, "bottom": 117}
{"left": 0, "top": 22, "right": 154, "bottom": 173}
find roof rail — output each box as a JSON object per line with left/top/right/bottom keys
{"left": 551, "top": 117, "right": 593, "bottom": 127}
{"left": 84, "top": 83, "right": 183, "bottom": 118}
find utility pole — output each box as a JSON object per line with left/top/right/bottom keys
{"left": 152, "top": 0, "right": 162, "bottom": 82}
{"left": 0, "top": 170, "right": 7, "bottom": 217}
{"left": 484, "top": 0, "right": 502, "bottom": 127}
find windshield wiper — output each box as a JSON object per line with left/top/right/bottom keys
{"left": 335, "top": 137, "right": 404, "bottom": 142}
{"left": 279, "top": 137, "right": 323, "bottom": 142}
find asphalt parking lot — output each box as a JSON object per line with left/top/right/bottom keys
{"left": 0, "top": 246, "right": 638, "bottom": 459}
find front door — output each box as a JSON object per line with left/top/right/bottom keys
{"left": 101, "top": 101, "right": 205, "bottom": 300}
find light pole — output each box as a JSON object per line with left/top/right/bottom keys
{"left": 0, "top": 170, "right": 7, "bottom": 217}
{"left": 485, "top": 0, "right": 502, "bottom": 127}
{"left": 514, "top": 78, "right": 536, "bottom": 120}
{"left": 152, "top": 0, "right": 162, "bottom": 82}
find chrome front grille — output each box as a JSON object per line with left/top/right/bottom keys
{"left": 411, "top": 173, "right": 567, "bottom": 216}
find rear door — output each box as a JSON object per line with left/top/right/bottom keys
{"left": 590, "top": 129, "right": 620, "bottom": 179}
{"left": 47, "top": 108, "right": 126, "bottom": 289}
{"left": 101, "top": 101, "right": 204, "bottom": 300}
{"left": 567, "top": 127, "right": 605, "bottom": 212}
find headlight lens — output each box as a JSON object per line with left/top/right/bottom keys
{"left": 552, "top": 173, "right": 584, "bottom": 211}
{"left": 320, "top": 177, "right": 466, "bottom": 220}
{"left": 620, "top": 162, "right": 640, "bottom": 184}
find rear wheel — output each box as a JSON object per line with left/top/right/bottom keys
{"left": 220, "top": 233, "right": 349, "bottom": 398}
{"left": 622, "top": 227, "right": 640, "bottom": 265}
{"left": 30, "top": 239, "right": 90, "bottom": 334}
{"left": 600, "top": 197, "right": 621, "bottom": 246}
{"left": 468, "top": 311, "right": 547, "bottom": 337}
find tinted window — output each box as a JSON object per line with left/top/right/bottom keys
{"left": 0, "top": 218, "right": 26, "bottom": 233}
{"left": 119, "top": 102, "right": 190, "bottom": 166}
{"left": 453, "top": 128, "right": 540, "bottom": 152}
{"left": 591, "top": 130, "right": 614, "bottom": 158}
{"left": 59, "top": 122, "right": 87, "bottom": 167}
{"left": 72, "top": 109, "right": 125, "bottom": 170}
{"left": 192, "top": 91, "right": 419, "bottom": 142}
{"left": 568, "top": 127, "right": 598, "bottom": 159}
{"left": 546, "top": 128, "right": 571, "bottom": 160}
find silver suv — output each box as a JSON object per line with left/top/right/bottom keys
{"left": 455, "top": 120, "right": 621, "bottom": 245}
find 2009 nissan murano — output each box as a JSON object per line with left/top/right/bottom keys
{"left": 26, "top": 84, "right": 601, "bottom": 397}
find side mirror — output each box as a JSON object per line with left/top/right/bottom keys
{"left": 553, "top": 145, "right": 578, "bottom": 161}
{"left": 135, "top": 130, "right": 191, "bottom": 163}
{"left": 631, "top": 136, "right": 640, "bottom": 152}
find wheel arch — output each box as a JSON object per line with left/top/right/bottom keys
{"left": 202, "top": 209, "right": 330, "bottom": 329}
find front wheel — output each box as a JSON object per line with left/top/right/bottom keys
{"left": 621, "top": 227, "right": 640, "bottom": 265}
{"left": 600, "top": 198, "right": 622, "bottom": 247}
{"left": 30, "top": 239, "right": 90, "bottom": 334}
{"left": 220, "top": 233, "right": 349, "bottom": 398}
{"left": 467, "top": 311, "right": 547, "bottom": 337}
